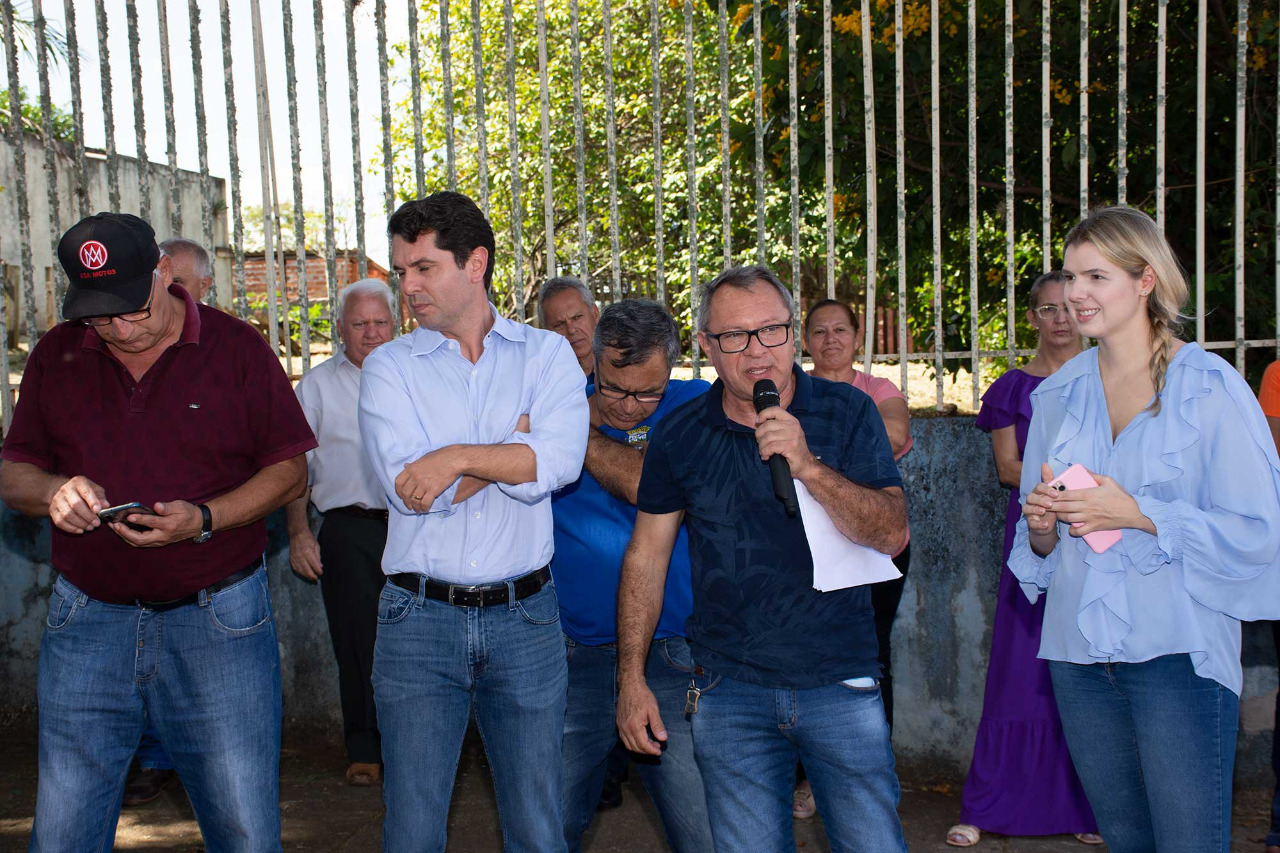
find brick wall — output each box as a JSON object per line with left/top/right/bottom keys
{"left": 244, "top": 251, "right": 388, "bottom": 307}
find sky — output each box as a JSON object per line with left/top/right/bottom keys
{"left": 5, "top": 0, "right": 414, "bottom": 267}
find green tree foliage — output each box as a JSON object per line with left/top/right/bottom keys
{"left": 748, "top": 0, "right": 1280, "bottom": 379}
{"left": 388, "top": 0, "right": 1279, "bottom": 380}
{"left": 0, "top": 87, "right": 75, "bottom": 142}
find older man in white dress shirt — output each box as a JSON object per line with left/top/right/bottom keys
{"left": 286, "top": 279, "right": 395, "bottom": 787}
{"left": 358, "top": 191, "right": 588, "bottom": 853}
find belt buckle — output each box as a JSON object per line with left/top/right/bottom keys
{"left": 449, "top": 584, "right": 480, "bottom": 607}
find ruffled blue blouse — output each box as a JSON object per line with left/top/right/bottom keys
{"left": 1008, "top": 343, "right": 1280, "bottom": 695}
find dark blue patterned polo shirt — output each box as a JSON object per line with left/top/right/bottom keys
{"left": 637, "top": 364, "right": 902, "bottom": 688}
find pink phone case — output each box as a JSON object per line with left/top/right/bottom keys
{"left": 1046, "top": 464, "right": 1123, "bottom": 554}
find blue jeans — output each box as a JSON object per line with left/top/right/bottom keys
{"left": 561, "top": 636, "right": 712, "bottom": 853}
{"left": 31, "top": 567, "right": 282, "bottom": 853}
{"left": 686, "top": 667, "right": 906, "bottom": 853}
{"left": 135, "top": 720, "right": 173, "bottom": 771}
{"left": 373, "top": 578, "right": 568, "bottom": 853}
{"left": 1049, "top": 654, "right": 1238, "bottom": 853}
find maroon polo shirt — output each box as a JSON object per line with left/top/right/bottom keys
{"left": 2, "top": 285, "right": 317, "bottom": 602}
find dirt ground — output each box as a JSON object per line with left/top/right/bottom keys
{"left": 0, "top": 723, "right": 1274, "bottom": 852}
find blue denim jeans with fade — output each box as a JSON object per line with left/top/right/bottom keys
{"left": 30, "top": 567, "right": 282, "bottom": 853}
{"left": 686, "top": 667, "right": 907, "bottom": 853}
{"left": 373, "top": 578, "right": 568, "bottom": 853}
{"left": 561, "top": 636, "right": 712, "bottom": 853}
{"left": 1049, "top": 654, "right": 1238, "bottom": 853}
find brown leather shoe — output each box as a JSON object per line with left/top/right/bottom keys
{"left": 122, "top": 768, "right": 175, "bottom": 806}
{"left": 345, "top": 762, "right": 381, "bottom": 787}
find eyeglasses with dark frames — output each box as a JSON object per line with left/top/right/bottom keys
{"left": 80, "top": 283, "right": 156, "bottom": 328}
{"left": 705, "top": 320, "right": 793, "bottom": 354}
{"left": 595, "top": 381, "right": 668, "bottom": 404}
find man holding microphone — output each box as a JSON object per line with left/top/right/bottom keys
{"left": 615, "top": 265, "right": 909, "bottom": 851}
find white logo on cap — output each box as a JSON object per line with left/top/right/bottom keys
{"left": 79, "top": 240, "right": 108, "bottom": 270}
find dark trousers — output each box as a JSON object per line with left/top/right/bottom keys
{"left": 317, "top": 509, "right": 388, "bottom": 765}
{"left": 872, "top": 543, "right": 912, "bottom": 731}
{"left": 1269, "top": 621, "right": 1280, "bottom": 847}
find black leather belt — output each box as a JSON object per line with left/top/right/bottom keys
{"left": 389, "top": 566, "right": 551, "bottom": 608}
{"left": 327, "top": 505, "right": 389, "bottom": 522}
{"left": 134, "top": 561, "right": 262, "bottom": 611}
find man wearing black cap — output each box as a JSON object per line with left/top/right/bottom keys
{"left": 0, "top": 213, "right": 317, "bottom": 851}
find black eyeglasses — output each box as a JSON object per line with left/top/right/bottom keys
{"left": 80, "top": 288, "right": 155, "bottom": 328}
{"left": 705, "top": 320, "right": 793, "bottom": 354}
{"left": 596, "top": 381, "right": 668, "bottom": 404}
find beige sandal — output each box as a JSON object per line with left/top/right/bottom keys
{"left": 945, "top": 824, "right": 981, "bottom": 847}
{"left": 791, "top": 780, "right": 816, "bottom": 819}
{"left": 1075, "top": 833, "right": 1104, "bottom": 846}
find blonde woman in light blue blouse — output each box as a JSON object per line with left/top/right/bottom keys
{"left": 1011, "top": 206, "right": 1280, "bottom": 853}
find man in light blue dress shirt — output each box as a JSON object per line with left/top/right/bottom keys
{"left": 358, "top": 192, "right": 589, "bottom": 853}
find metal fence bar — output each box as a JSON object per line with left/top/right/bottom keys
{"left": 895, "top": 0, "right": 907, "bottom": 392}
{"left": 376, "top": 0, "right": 400, "bottom": 325}
{"left": 313, "top": 0, "right": 338, "bottom": 327}
{"left": 1195, "top": 0, "right": 1205, "bottom": 343}
{"left": 535, "top": 0, "right": 555, "bottom": 277}
{"left": 969, "top": 0, "right": 979, "bottom": 408}
{"left": 1079, "top": 0, "right": 1088, "bottom": 215}
{"left": 408, "top": 0, "right": 425, "bottom": 198}
{"left": 859, "top": 0, "right": 876, "bottom": 375}
{"left": 64, "top": 0, "right": 90, "bottom": 219}
{"left": 503, "top": 0, "right": 525, "bottom": 319}
{"left": 1041, "top": 0, "right": 1050, "bottom": 269}
{"left": 441, "top": 0, "right": 457, "bottom": 191}
{"left": 1233, "top": 0, "right": 1247, "bottom": 372}
{"left": 822, "top": 0, "right": 833, "bottom": 299}
{"left": 752, "top": 0, "right": 764, "bottom": 263}
{"left": 249, "top": 0, "right": 281, "bottom": 358}
{"left": 156, "top": 0, "right": 180, "bottom": 235}
{"left": 95, "top": 0, "right": 121, "bottom": 211}
{"left": 2, "top": 0, "right": 35, "bottom": 349}
{"left": 602, "top": 0, "right": 621, "bottom": 301}
{"left": 33, "top": 0, "right": 64, "bottom": 314}
{"left": 652, "top": 0, "right": 666, "bottom": 302}
{"left": 685, "top": 0, "right": 700, "bottom": 378}
{"left": 787, "top": 0, "right": 799, "bottom": 360}
{"left": 281, "top": 0, "right": 311, "bottom": 369}
{"left": 1155, "top": 0, "right": 1167, "bottom": 226}
{"left": 188, "top": 0, "right": 214, "bottom": 291}
{"left": 570, "top": 0, "right": 588, "bottom": 286}
{"left": 1116, "top": 0, "right": 1126, "bottom": 206}
{"left": 344, "top": 3, "right": 367, "bottom": 278}
{"left": 1005, "top": 0, "right": 1015, "bottom": 367}
{"left": 218, "top": 0, "right": 246, "bottom": 317}
{"left": 719, "top": 0, "right": 731, "bottom": 269}
{"left": 125, "top": 0, "right": 150, "bottom": 221}
{"left": 931, "top": 0, "right": 942, "bottom": 407}
{"left": 470, "top": 0, "right": 491, "bottom": 217}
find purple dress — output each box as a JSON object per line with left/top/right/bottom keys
{"left": 958, "top": 369, "right": 1097, "bottom": 835}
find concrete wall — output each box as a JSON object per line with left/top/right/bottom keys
{"left": 1, "top": 418, "right": 1276, "bottom": 782}
{"left": 0, "top": 134, "right": 232, "bottom": 325}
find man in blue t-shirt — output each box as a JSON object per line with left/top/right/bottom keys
{"left": 615, "top": 266, "right": 910, "bottom": 852}
{"left": 551, "top": 299, "right": 713, "bottom": 853}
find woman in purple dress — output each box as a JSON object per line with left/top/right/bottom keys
{"left": 946, "top": 271, "right": 1099, "bottom": 847}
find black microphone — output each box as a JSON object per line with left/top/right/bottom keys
{"left": 753, "top": 379, "right": 799, "bottom": 518}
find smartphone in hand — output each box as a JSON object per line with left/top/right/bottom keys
{"left": 1046, "top": 464, "right": 1122, "bottom": 554}
{"left": 97, "top": 502, "right": 157, "bottom": 532}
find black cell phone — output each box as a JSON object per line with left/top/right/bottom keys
{"left": 97, "top": 502, "right": 156, "bottom": 532}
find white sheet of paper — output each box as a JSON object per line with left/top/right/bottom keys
{"left": 795, "top": 480, "right": 902, "bottom": 591}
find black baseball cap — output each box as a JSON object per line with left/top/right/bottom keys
{"left": 58, "top": 213, "right": 161, "bottom": 321}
